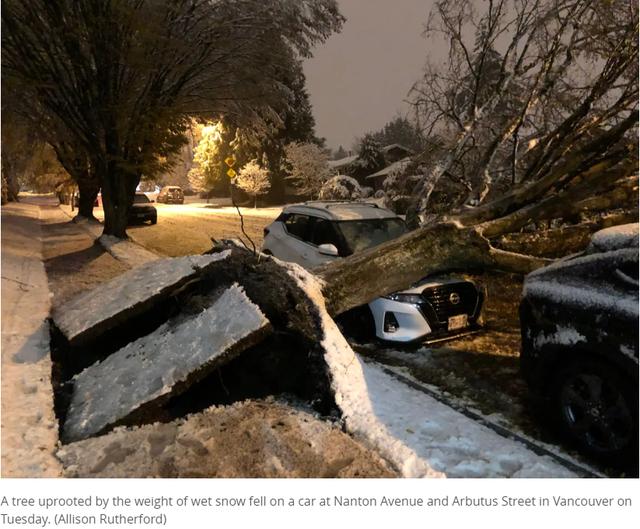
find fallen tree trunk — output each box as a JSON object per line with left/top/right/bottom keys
{"left": 494, "top": 211, "right": 639, "bottom": 258}
{"left": 316, "top": 223, "right": 549, "bottom": 317}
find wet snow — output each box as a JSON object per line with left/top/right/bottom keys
{"left": 63, "top": 283, "right": 269, "bottom": 442}
{"left": 533, "top": 326, "right": 586, "bottom": 348}
{"left": 524, "top": 278, "right": 638, "bottom": 320}
{"left": 53, "top": 252, "right": 230, "bottom": 344}
{"left": 1, "top": 201, "right": 62, "bottom": 477}
{"left": 361, "top": 361, "right": 576, "bottom": 478}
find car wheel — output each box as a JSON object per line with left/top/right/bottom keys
{"left": 335, "top": 304, "right": 376, "bottom": 343}
{"left": 552, "top": 358, "right": 637, "bottom": 465}
{"left": 151, "top": 217, "right": 157, "bottom": 225}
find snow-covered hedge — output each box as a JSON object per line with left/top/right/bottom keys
{"left": 318, "top": 174, "right": 364, "bottom": 201}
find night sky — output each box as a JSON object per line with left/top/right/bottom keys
{"left": 304, "top": 0, "right": 436, "bottom": 151}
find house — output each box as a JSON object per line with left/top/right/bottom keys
{"left": 381, "top": 143, "right": 414, "bottom": 163}
{"left": 365, "top": 157, "right": 413, "bottom": 191}
{"left": 328, "top": 153, "right": 358, "bottom": 173}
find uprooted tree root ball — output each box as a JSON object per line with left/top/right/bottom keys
{"left": 50, "top": 244, "right": 339, "bottom": 444}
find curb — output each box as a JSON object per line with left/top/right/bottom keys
{"left": 57, "top": 204, "right": 161, "bottom": 268}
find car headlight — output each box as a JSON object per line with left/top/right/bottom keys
{"left": 385, "top": 293, "right": 423, "bottom": 304}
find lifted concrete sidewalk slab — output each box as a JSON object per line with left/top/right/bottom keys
{"left": 52, "top": 252, "right": 230, "bottom": 346}
{"left": 62, "top": 283, "right": 271, "bottom": 443}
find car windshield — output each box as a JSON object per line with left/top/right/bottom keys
{"left": 336, "top": 218, "right": 408, "bottom": 254}
{"left": 133, "top": 194, "right": 150, "bottom": 204}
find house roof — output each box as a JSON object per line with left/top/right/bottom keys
{"left": 328, "top": 154, "right": 358, "bottom": 169}
{"left": 382, "top": 143, "right": 414, "bottom": 154}
{"left": 366, "top": 157, "right": 412, "bottom": 179}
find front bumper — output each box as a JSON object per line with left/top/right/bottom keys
{"left": 368, "top": 284, "right": 483, "bottom": 343}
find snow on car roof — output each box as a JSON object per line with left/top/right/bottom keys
{"left": 286, "top": 201, "right": 399, "bottom": 221}
{"left": 589, "top": 223, "right": 638, "bottom": 252}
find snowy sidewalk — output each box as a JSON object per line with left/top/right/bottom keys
{"left": 361, "top": 362, "right": 577, "bottom": 477}
{"left": 1, "top": 200, "right": 62, "bottom": 477}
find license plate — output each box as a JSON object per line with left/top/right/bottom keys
{"left": 448, "top": 314, "right": 468, "bottom": 331}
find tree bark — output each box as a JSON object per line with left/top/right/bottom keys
{"left": 494, "top": 211, "right": 639, "bottom": 258}
{"left": 100, "top": 162, "right": 139, "bottom": 239}
{"left": 77, "top": 180, "right": 100, "bottom": 220}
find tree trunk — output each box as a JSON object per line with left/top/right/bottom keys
{"left": 77, "top": 179, "right": 100, "bottom": 220}
{"left": 100, "top": 162, "right": 138, "bottom": 239}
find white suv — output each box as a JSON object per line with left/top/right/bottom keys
{"left": 262, "top": 201, "right": 483, "bottom": 343}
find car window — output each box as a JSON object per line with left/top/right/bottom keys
{"left": 336, "top": 218, "right": 408, "bottom": 254}
{"left": 310, "top": 219, "right": 341, "bottom": 248}
{"left": 284, "top": 214, "right": 312, "bottom": 242}
{"left": 133, "top": 194, "right": 150, "bottom": 204}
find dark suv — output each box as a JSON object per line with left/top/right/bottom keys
{"left": 157, "top": 186, "right": 184, "bottom": 204}
{"left": 520, "top": 224, "right": 638, "bottom": 471}
{"left": 128, "top": 193, "right": 157, "bottom": 225}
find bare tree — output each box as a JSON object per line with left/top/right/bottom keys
{"left": 406, "top": 0, "right": 638, "bottom": 227}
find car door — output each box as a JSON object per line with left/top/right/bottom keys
{"left": 278, "top": 213, "right": 322, "bottom": 269}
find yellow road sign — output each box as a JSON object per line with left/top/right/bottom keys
{"left": 224, "top": 156, "right": 236, "bottom": 167}
{"left": 226, "top": 168, "right": 237, "bottom": 178}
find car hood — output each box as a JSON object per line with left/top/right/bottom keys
{"left": 523, "top": 247, "right": 638, "bottom": 319}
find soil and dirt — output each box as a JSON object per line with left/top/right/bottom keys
{"left": 57, "top": 399, "right": 396, "bottom": 478}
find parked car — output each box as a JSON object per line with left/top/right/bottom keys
{"left": 72, "top": 194, "right": 100, "bottom": 208}
{"left": 156, "top": 186, "right": 184, "bottom": 204}
{"left": 520, "top": 223, "right": 638, "bottom": 470}
{"left": 262, "top": 201, "right": 483, "bottom": 343}
{"left": 128, "top": 193, "right": 157, "bottom": 225}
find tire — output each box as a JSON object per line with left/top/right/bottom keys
{"left": 551, "top": 358, "right": 638, "bottom": 468}
{"left": 335, "top": 304, "right": 376, "bottom": 343}
{"left": 150, "top": 216, "right": 157, "bottom": 225}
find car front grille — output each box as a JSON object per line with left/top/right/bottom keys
{"left": 421, "top": 282, "right": 479, "bottom": 323}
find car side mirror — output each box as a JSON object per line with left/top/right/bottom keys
{"left": 318, "top": 243, "right": 339, "bottom": 257}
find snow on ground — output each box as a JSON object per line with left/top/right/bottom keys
{"left": 98, "top": 234, "right": 159, "bottom": 267}
{"left": 284, "top": 261, "right": 441, "bottom": 477}
{"left": 1, "top": 200, "right": 62, "bottom": 477}
{"left": 53, "top": 252, "right": 230, "bottom": 344}
{"left": 283, "top": 261, "right": 577, "bottom": 478}
{"left": 361, "top": 362, "right": 576, "bottom": 478}
{"left": 63, "top": 284, "right": 269, "bottom": 442}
